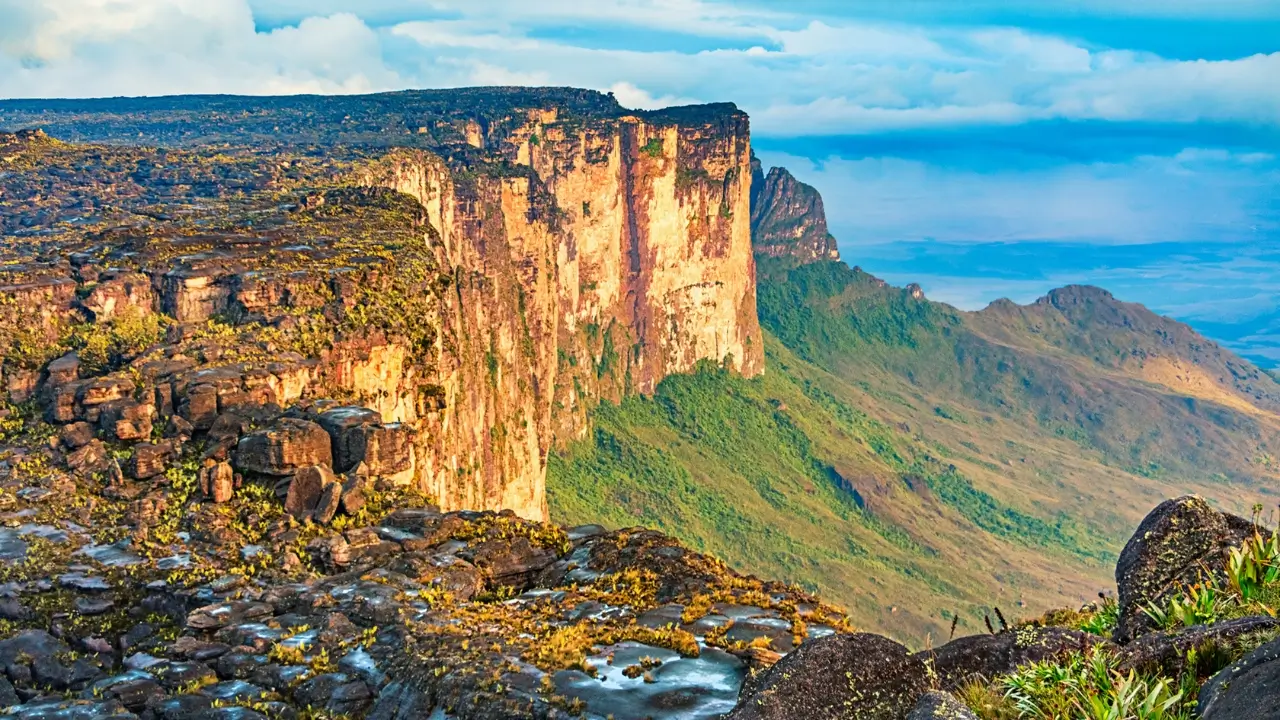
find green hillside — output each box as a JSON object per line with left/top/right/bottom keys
{"left": 549, "top": 258, "right": 1280, "bottom": 644}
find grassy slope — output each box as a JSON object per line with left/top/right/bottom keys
{"left": 549, "top": 260, "right": 1280, "bottom": 645}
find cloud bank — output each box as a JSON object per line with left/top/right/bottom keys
{"left": 0, "top": 0, "right": 1277, "bottom": 139}
{"left": 0, "top": 0, "right": 1276, "bottom": 320}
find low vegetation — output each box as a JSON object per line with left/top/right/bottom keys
{"left": 552, "top": 256, "right": 1280, "bottom": 643}
{"left": 955, "top": 520, "right": 1280, "bottom": 719}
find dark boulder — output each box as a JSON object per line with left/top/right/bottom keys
{"left": 45, "top": 353, "right": 81, "bottom": 387}
{"left": 727, "top": 632, "right": 929, "bottom": 720}
{"left": 65, "top": 440, "right": 109, "bottom": 474}
{"left": 97, "top": 400, "right": 153, "bottom": 442}
{"left": 84, "top": 671, "right": 164, "bottom": 712}
{"left": 180, "top": 384, "right": 219, "bottom": 430}
{"left": 129, "top": 441, "right": 176, "bottom": 480}
{"left": 285, "top": 465, "right": 340, "bottom": 522}
{"left": 317, "top": 406, "right": 411, "bottom": 476}
{"left": 367, "top": 682, "right": 429, "bottom": 720}
{"left": 0, "top": 630, "right": 72, "bottom": 669}
{"left": 313, "top": 480, "right": 343, "bottom": 525}
{"left": 198, "top": 460, "right": 236, "bottom": 504}
{"left": 460, "top": 536, "right": 558, "bottom": 589}
{"left": 1114, "top": 496, "right": 1256, "bottom": 643}
{"left": 922, "top": 626, "right": 1099, "bottom": 691}
{"left": 316, "top": 406, "right": 379, "bottom": 471}
{"left": 907, "top": 691, "right": 979, "bottom": 720}
{"left": 59, "top": 422, "right": 95, "bottom": 450}
{"left": 1119, "top": 615, "right": 1280, "bottom": 676}
{"left": 1198, "top": 635, "right": 1280, "bottom": 719}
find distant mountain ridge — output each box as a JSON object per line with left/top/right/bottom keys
{"left": 978, "top": 285, "right": 1280, "bottom": 414}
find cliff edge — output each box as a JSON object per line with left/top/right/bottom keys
{"left": 0, "top": 89, "right": 764, "bottom": 522}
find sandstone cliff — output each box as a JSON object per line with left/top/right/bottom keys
{"left": 0, "top": 90, "right": 763, "bottom": 522}
{"left": 750, "top": 155, "right": 840, "bottom": 264}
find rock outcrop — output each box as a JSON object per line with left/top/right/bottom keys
{"left": 0, "top": 486, "right": 851, "bottom": 720}
{"left": 1198, "top": 635, "right": 1280, "bottom": 719}
{"left": 749, "top": 155, "right": 840, "bottom": 264}
{"left": 1113, "top": 495, "right": 1256, "bottom": 643}
{"left": 0, "top": 89, "right": 765, "bottom": 522}
{"left": 907, "top": 692, "right": 980, "bottom": 720}
{"left": 726, "top": 623, "right": 1092, "bottom": 719}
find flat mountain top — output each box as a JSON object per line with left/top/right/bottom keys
{"left": 0, "top": 88, "right": 744, "bottom": 148}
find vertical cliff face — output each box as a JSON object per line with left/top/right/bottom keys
{"left": 0, "top": 90, "right": 763, "bottom": 522}
{"left": 354, "top": 104, "right": 763, "bottom": 520}
{"left": 750, "top": 156, "right": 841, "bottom": 264}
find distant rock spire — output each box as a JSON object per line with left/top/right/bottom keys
{"left": 749, "top": 152, "right": 840, "bottom": 264}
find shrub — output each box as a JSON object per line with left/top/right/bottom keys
{"left": 1001, "top": 646, "right": 1193, "bottom": 720}
{"left": 69, "top": 307, "right": 169, "bottom": 374}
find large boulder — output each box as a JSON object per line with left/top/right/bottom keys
{"left": 727, "top": 633, "right": 929, "bottom": 720}
{"left": 198, "top": 460, "right": 237, "bottom": 504}
{"left": 1198, "top": 635, "right": 1280, "bottom": 719}
{"left": 286, "top": 465, "right": 341, "bottom": 523}
{"left": 460, "top": 536, "right": 558, "bottom": 589}
{"left": 97, "top": 400, "right": 154, "bottom": 442}
{"left": 1114, "top": 496, "right": 1256, "bottom": 643}
{"left": 129, "top": 440, "right": 177, "bottom": 480}
{"left": 317, "top": 406, "right": 411, "bottom": 476}
{"left": 45, "top": 352, "right": 80, "bottom": 387}
{"left": 235, "top": 418, "right": 333, "bottom": 476}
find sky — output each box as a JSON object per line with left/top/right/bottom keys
{"left": 0, "top": 0, "right": 1278, "bottom": 363}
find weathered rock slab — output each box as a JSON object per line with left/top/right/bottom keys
{"left": 1198, "top": 635, "right": 1280, "bottom": 719}
{"left": 235, "top": 418, "right": 332, "bottom": 476}
{"left": 1114, "top": 495, "right": 1256, "bottom": 643}
{"left": 727, "top": 632, "right": 928, "bottom": 720}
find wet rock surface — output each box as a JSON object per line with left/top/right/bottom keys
{"left": 0, "top": 479, "right": 849, "bottom": 720}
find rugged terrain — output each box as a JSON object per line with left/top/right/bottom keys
{"left": 0, "top": 89, "right": 775, "bottom": 719}
{"left": 5, "top": 88, "right": 1280, "bottom": 719}
{"left": 550, "top": 161, "right": 1280, "bottom": 643}
{"left": 0, "top": 89, "right": 762, "bottom": 523}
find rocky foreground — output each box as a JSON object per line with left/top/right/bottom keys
{"left": 5, "top": 101, "right": 1280, "bottom": 718}
{"left": 7, "top": 422, "right": 1280, "bottom": 720}
{"left": 727, "top": 495, "right": 1280, "bottom": 719}
{"left": 0, "top": 493, "right": 848, "bottom": 720}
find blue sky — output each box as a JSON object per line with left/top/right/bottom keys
{"left": 0, "top": 0, "right": 1277, "bottom": 363}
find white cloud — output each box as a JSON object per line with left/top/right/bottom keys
{"left": 607, "top": 82, "right": 698, "bottom": 110}
{"left": 751, "top": 99, "right": 1034, "bottom": 135}
{"left": 771, "top": 20, "right": 949, "bottom": 60}
{"left": 0, "top": 0, "right": 404, "bottom": 98}
{"left": 756, "top": 147, "right": 1280, "bottom": 246}
{"left": 0, "top": 0, "right": 1277, "bottom": 138}
{"left": 966, "top": 28, "right": 1093, "bottom": 73}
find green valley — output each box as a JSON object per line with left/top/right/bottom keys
{"left": 548, "top": 170, "right": 1280, "bottom": 646}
